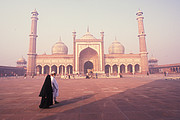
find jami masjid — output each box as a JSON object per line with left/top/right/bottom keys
{"left": 27, "top": 9, "right": 149, "bottom": 76}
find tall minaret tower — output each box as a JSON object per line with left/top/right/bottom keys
{"left": 72, "top": 30, "right": 76, "bottom": 72}
{"left": 100, "top": 30, "right": 105, "bottom": 72}
{"left": 27, "top": 9, "right": 39, "bottom": 76}
{"left": 136, "top": 10, "right": 149, "bottom": 74}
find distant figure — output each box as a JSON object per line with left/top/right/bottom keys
{"left": 16, "top": 74, "right": 18, "bottom": 78}
{"left": 86, "top": 75, "right": 90, "bottom": 79}
{"left": 65, "top": 74, "right": 67, "bottom": 79}
{"left": 24, "top": 73, "right": 26, "bottom": 79}
{"left": 86, "top": 73, "right": 90, "bottom": 79}
{"left": 166, "top": 72, "right": 168, "bottom": 76}
{"left": 147, "top": 72, "right": 149, "bottom": 76}
{"left": 164, "top": 71, "right": 166, "bottom": 76}
{"left": 119, "top": 73, "right": 123, "bottom": 78}
{"left": 32, "top": 74, "right": 34, "bottom": 78}
{"left": 96, "top": 73, "right": 98, "bottom": 79}
{"left": 106, "top": 73, "right": 109, "bottom": 77}
{"left": 39, "top": 75, "right": 53, "bottom": 109}
{"left": 68, "top": 74, "right": 71, "bottom": 79}
{"left": 51, "top": 71, "right": 59, "bottom": 104}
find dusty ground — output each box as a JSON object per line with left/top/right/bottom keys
{"left": 0, "top": 74, "right": 180, "bottom": 120}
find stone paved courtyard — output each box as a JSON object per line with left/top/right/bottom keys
{"left": 0, "top": 75, "right": 180, "bottom": 120}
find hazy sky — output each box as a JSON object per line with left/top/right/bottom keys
{"left": 0, "top": 0, "right": 180, "bottom": 66}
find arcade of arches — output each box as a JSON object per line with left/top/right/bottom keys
{"left": 36, "top": 65, "right": 73, "bottom": 75}
{"left": 36, "top": 63, "right": 140, "bottom": 75}
{"left": 105, "top": 64, "right": 140, "bottom": 74}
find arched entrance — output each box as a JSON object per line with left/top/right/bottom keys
{"left": 105, "top": 65, "right": 111, "bottom": 74}
{"left": 79, "top": 47, "right": 98, "bottom": 74}
{"left": 36, "top": 65, "right": 42, "bottom": 74}
{"left": 51, "top": 65, "right": 57, "bottom": 74}
{"left": 127, "top": 64, "right": 133, "bottom": 73}
{"left": 67, "top": 65, "right": 73, "bottom": 74}
{"left": 59, "top": 65, "right": 65, "bottom": 75}
{"left": 135, "top": 64, "right": 140, "bottom": 73}
{"left": 113, "top": 64, "right": 118, "bottom": 74}
{"left": 44, "top": 65, "right": 49, "bottom": 74}
{"left": 120, "top": 64, "right": 125, "bottom": 73}
{"left": 84, "top": 61, "right": 93, "bottom": 74}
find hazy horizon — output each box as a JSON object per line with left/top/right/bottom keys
{"left": 1, "top": 0, "right": 180, "bottom": 66}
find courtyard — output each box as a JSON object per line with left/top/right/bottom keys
{"left": 0, "top": 74, "right": 180, "bottom": 120}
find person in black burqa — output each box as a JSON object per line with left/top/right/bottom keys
{"left": 39, "top": 75, "right": 53, "bottom": 109}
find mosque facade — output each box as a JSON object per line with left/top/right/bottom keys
{"left": 27, "top": 10, "right": 149, "bottom": 76}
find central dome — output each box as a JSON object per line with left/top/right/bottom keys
{"left": 52, "top": 40, "right": 68, "bottom": 55}
{"left": 80, "top": 32, "right": 97, "bottom": 39}
{"left": 108, "top": 39, "right": 125, "bottom": 54}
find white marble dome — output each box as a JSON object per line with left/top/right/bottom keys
{"left": 52, "top": 40, "right": 68, "bottom": 55}
{"left": 108, "top": 40, "right": 125, "bottom": 54}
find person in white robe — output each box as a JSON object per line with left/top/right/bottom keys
{"left": 51, "top": 71, "right": 59, "bottom": 104}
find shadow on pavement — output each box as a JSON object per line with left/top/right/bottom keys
{"left": 51, "top": 94, "right": 96, "bottom": 108}
{"left": 39, "top": 79, "right": 180, "bottom": 120}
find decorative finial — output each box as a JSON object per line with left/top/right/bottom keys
{"left": 115, "top": 36, "right": 117, "bottom": 41}
{"left": 87, "top": 26, "right": 89, "bottom": 33}
{"left": 59, "top": 36, "right": 61, "bottom": 41}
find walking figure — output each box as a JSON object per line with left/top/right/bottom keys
{"left": 51, "top": 71, "right": 59, "bottom": 104}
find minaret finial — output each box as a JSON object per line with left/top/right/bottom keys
{"left": 87, "top": 26, "right": 89, "bottom": 33}
{"left": 136, "top": 9, "right": 143, "bottom": 16}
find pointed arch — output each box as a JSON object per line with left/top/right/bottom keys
{"left": 59, "top": 65, "right": 65, "bottom": 75}
{"left": 135, "top": 64, "right": 140, "bottom": 73}
{"left": 36, "top": 65, "right": 42, "bottom": 74}
{"left": 44, "top": 65, "right": 50, "bottom": 74}
{"left": 67, "top": 65, "right": 73, "bottom": 74}
{"left": 120, "top": 64, "right": 125, "bottom": 73}
{"left": 79, "top": 47, "right": 98, "bottom": 73}
{"left": 105, "top": 64, "right": 111, "bottom": 74}
{"left": 127, "top": 64, "right": 133, "bottom": 73}
{"left": 113, "top": 64, "right": 118, "bottom": 74}
{"left": 51, "top": 65, "right": 57, "bottom": 74}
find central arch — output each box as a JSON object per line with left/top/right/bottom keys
{"left": 79, "top": 47, "right": 98, "bottom": 74}
{"left": 84, "top": 61, "right": 93, "bottom": 74}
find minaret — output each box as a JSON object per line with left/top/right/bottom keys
{"left": 27, "top": 9, "right": 39, "bottom": 76}
{"left": 72, "top": 30, "right": 76, "bottom": 72}
{"left": 100, "top": 30, "right": 105, "bottom": 72}
{"left": 136, "top": 10, "right": 149, "bottom": 74}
